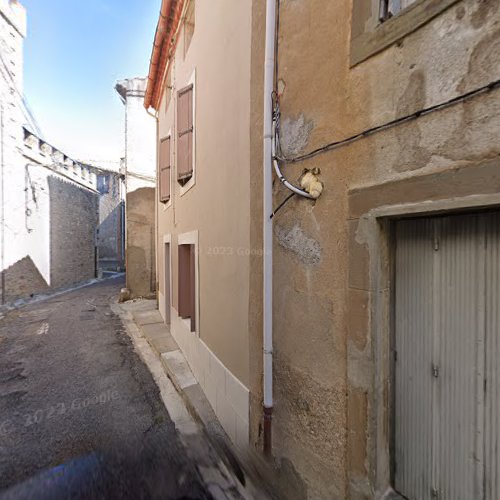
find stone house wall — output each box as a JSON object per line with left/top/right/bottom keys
{"left": 255, "top": 0, "right": 500, "bottom": 498}
{"left": 48, "top": 176, "right": 98, "bottom": 289}
{"left": 95, "top": 169, "right": 125, "bottom": 272}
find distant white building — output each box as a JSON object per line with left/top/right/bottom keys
{"left": 115, "top": 78, "right": 156, "bottom": 298}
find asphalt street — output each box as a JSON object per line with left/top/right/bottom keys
{"left": 0, "top": 277, "right": 213, "bottom": 499}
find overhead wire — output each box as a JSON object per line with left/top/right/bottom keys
{"left": 275, "top": 78, "right": 500, "bottom": 164}
{"left": 272, "top": 1, "right": 500, "bottom": 166}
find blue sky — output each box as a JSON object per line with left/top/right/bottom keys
{"left": 21, "top": 0, "right": 160, "bottom": 165}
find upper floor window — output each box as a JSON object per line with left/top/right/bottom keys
{"left": 177, "top": 84, "right": 194, "bottom": 187}
{"left": 97, "top": 174, "right": 110, "bottom": 194}
{"left": 159, "top": 136, "right": 171, "bottom": 203}
{"left": 379, "top": 0, "right": 418, "bottom": 22}
{"left": 350, "top": 0, "right": 460, "bottom": 66}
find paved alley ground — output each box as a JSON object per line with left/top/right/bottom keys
{"left": 0, "top": 278, "right": 245, "bottom": 499}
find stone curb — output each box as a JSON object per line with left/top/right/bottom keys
{"left": 113, "top": 300, "right": 273, "bottom": 500}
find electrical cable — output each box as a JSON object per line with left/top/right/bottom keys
{"left": 276, "top": 78, "right": 500, "bottom": 164}
{"left": 268, "top": 0, "right": 318, "bottom": 201}
{"left": 272, "top": 95, "right": 316, "bottom": 199}
{"left": 273, "top": 0, "right": 500, "bottom": 166}
{"left": 271, "top": 192, "right": 295, "bottom": 219}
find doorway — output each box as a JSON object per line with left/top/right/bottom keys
{"left": 393, "top": 211, "right": 500, "bottom": 500}
{"left": 164, "top": 242, "right": 171, "bottom": 325}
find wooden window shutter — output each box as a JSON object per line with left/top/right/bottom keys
{"left": 177, "top": 85, "right": 193, "bottom": 184}
{"left": 159, "top": 137, "right": 170, "bottom": 202}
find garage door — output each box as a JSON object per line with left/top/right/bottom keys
{"left": 394, "top": 212, "right": 500, "bottom": 500}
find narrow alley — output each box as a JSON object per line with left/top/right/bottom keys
{"left": 0, "top": 278, "right": 249, "bottom": 499}
{"left": 2, "top": 0, "right": 500, "bottom": 498}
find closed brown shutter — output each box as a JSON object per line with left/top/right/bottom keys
{"left": 177, "top": 84, "right": 193, "bottom": 184}
{"left": 159, "top": 137, "right": 170, "bottom": 202}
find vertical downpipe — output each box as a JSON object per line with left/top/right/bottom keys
{"left": 146, "top": 106, "right": 159, "bottom": 303}
{"left": 263, "top": 0, "right": 276, "bottom": 456}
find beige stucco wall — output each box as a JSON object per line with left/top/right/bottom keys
{"left": 127, "top": 187, "right": 155, "bottom": 298}
{"left": 156, "top": 0, "right": 253, "bottom": 391}
{"left": 264, "top": 0, "right": 500, "bottom": 499}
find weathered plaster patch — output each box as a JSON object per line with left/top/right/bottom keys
{"left": 277, "top": 78, "right": 286, "bottom": 97}
{"left": 458, "top": 27, "right": 500, "bottom": 92}
{"left": 355, "top": 215, "right": 372, "bottom": 247}
{"left": 455, "top": 4, "right": 466, "bottom": 20}
{"left": 471, "top": 0, "right": 499, "bottom": 29}
{"left": 347, "top": 341, "right": 373, "bottom": 390}
{"left": 280, "top": 114, "right": 314, "bottom": 157}
{"left": 441, "top": 28, "right": 500, "bottom": 162}
{"left": 393, "top": 70, "right": 432, "bottom": 172}
{"left": 275, "top": 224, "right": 321, "bottom": 265}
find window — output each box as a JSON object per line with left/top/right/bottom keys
{"left": 379, "top": 0, "right": 418, "bottom": 22}
{"left": 178, "top": 243, "right": 196, "bottom": 332}
{"left": 159, "top": 136, "right": 171, "bottom": 203}
{"left": 97, "top": 174, "right": 110, "bottom": 194}
{"left": 184, "top": 0, "right": 195, "bottom": 58}
{"left": 163, "top": 236, "right": 171, "bottom": 325}
{"left": 177, "top": 84, "right": 194, "bottom": 186}
{"left": 350, "top": 0, "right": 460, "bottom": 66}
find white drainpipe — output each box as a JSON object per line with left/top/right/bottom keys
{"left": 262, "top": 0, "right": 276, "bottom": 455}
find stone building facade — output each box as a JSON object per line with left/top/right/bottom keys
{"left": 18, "top": 129, "right": 99, "bottom": 301}
{"left": 46, "top": 175, "right": 98, "bottom": 289}
{"left": 115, "top": 77, "right": 156, "bottom": 298}
{"left": 0, "top": 1, "right": 105, "bottom": 305}
{"left": 147, "top": 0, "right": 500, "bottom": 499}
{"left": 263, "top": 0, "right": 500, "bottom": 498}
{"left": 93, "top": 166, "right": 125, "bottom": 274}
{"left": 0, "top": 0, "right": 30, "bottom": 302}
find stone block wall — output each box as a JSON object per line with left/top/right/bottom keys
{"left": 0, "top": 257, "right": 49, "bottom": 303}
{"left": 96, "top": 172, "right": 124, "bottom": 271}
{"left": 248, "top": 1, "right": 500, "bottom": 498}
{"left": 48, "top": 176, "right": 99, "bottom": 289}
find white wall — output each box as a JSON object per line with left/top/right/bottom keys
{"left": 0, "top": 0, "right": 29, "bottom": 277}
{"left": 115, "top": 77, "right": 156, "bottom": 193}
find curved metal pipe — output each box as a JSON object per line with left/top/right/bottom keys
{"left": 272, "top": 157, "right": 315, "bottom": 200}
